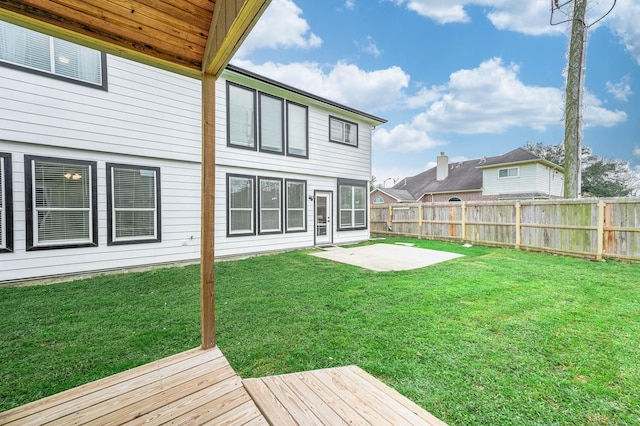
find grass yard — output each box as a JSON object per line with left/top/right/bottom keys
{"left": 1, "top": 238, "right": 639, "bottom": 425}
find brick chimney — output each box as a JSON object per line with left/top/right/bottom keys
{"left": 436, "top": 152, "right": 448, "bottom": 181}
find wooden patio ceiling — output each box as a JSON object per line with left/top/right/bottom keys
{"left": 0, "top": 0, "right": 271, "bottom": 78}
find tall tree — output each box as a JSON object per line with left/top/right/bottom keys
{"left": 524, "top": 142, "right": 638, "bottom": 197}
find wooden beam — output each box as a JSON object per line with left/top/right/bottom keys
{"left": 201, "top": 72, "right": 216, "bottom": 349}
{"left": 202, "top": 0, "right": 271, "bottom": 76}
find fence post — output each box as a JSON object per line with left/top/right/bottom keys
{"left": 596, "top": 199, "right": 605, "bottom": 261}
{"left": 515, "top": 202, "right": 521, "bottom": 249}
{"left": 418, "top": 204, "right": 423, "bottom": 239}
{"left": 461, "top": 202, "right": 467, "bottom": 242}
{"left": 388, "top": 205, "right": 393, "bottom": 232}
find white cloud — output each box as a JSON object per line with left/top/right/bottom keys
{"left": 390, "top": 0, "right": 560, "bottom": 35}
{"left": 390, "top": 1, "right": 640, "bottom": 63}
{"left": 372, "top": 57, "right": 626, "bottom": 153}
{"left": 583, "top": 90, "right": 628, "bottom": 127}
{"left": 359, "top": 36, "right": 381, "bottom": 57}
{"left": 414, "top": 57, "right": 565, "bottom": 134}
{"left": 606, "top": 76, "right": 633, "bottom": 101}
{"left": 634, "top": 146, "right": 640, "bottom": 157}
{"left": 231, "top": 59, "right": 411, "bottom": 113}
{"left": 344, "top": 0, "right": 355, "bottom": 10}
{"left": 234, "top": 0, "right": 322, "bottom": 57}
{"left": 607, "top": 1, "right": 640, "bottom": 65}
{"left": 373, "top": 124, "right": 445, "bottom": 152}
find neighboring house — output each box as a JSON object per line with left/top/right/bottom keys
{"left": 0, "top": 21, "right": 386, "bottom": 283}
{"left": 371, "top": 149, "right": 564, "bottom": 203}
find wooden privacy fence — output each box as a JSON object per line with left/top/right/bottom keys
{"left": 371, "top": 198, "right": 640, "bottom": 261}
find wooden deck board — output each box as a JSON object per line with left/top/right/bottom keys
{"left": 1, "top": 349, "right": 447, "bottom": 426}
{"left": 0, "top": 347, "right": 266, "bottom": 426}
{"left": 245, "top": 365, "right": 447, "bottom": 426}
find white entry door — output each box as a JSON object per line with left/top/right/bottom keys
{"left": 315, "top": 192, "right": 333, "bottom": 245}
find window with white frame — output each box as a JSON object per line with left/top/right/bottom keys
{"left": 106, "top": 164, "right": 161, "bottom": 245}
{"left": 259, "top": 93, "right": 284, "bottom": 154}
{"left": 338, "top": 179, "right": 367, "bottom": 230}
{"left": 286, "top": 101, "right": 308, "bottom": 157}
{"left": 286, "top": 180, "right": 306, "bottom": 232}
{"left": 498, "top": 167, "right": 519, "bottom": 178}
{"left": 329, "top": 116, "right": 358, "bottom": 147}
{"left": 258, "top": 177, "right": 282, "bottom": 234}
{"left": 0, "top": 153, "right": 13, "bottom": 252}
{"left": 25, "top": 156, "right": 97, "bottom": 250}
{"left": 227, "top": 83, "right": 256, "bottom": 149}
{"left": 227, "top": 174, "right": 255, "bottom": 236}
{"left": 0, "top": 21, "right": 106, "bottom": 88}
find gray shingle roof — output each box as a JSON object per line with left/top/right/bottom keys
{"left": 374, "top": 188, "right": 414, "bottom": 201}
{"left": 392, "top": 148, "right": 555, "bottom": 200}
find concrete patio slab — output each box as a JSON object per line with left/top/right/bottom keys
{"left": 310, "top": 243, "right": 464, "bottom": 272}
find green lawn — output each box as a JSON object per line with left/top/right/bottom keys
{"left": 1, "top": 238, "right": 639, "bottom": 425}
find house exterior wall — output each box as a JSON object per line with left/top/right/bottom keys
{"left": 370, "top": 190, "right": 401, "bottom": 204}
{"left": 482, "top": 163, "right": 563, "bottom": 197}
{"left": 213, "top": 69, "right": 374, "bottom": 257}
{"left": 1, "top": 48, "right": 378, "bottom": 282}
{"left": 0, "top": 55, "right": 203, "bottom": 282}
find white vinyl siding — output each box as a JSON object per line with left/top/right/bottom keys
{"left": 286, "top": 180, "right": 306, "bottom": 232}
{"left": 107, "top": 164, "right": 160, "bottom": 244}
{"left": 483, "top": 163, "right": 562, "bottom": 197}
{"left": 338, "top": 179, "right": 367, "bottom": 230}
{"left": 228, "top": 175, "right": 255, "bottom": 236}
{"left": 329, "top": 116, "right": 358, "bottom": 147}
{"left": 259, "top": 93, "right": 284, "bottom": 153}
{"left": 286, "top": 101, "right": 308, "bottom": 157}
{"left": 215, "top": 77, "right": 372, "bottom": 182}
{"left": 0, "top": 153, "right": 9, "bottom": 251}
{"left": 259, "top": 177, "right": 282, "bottom": 234}
{"left": 26, "top": 156, "right": 97, "bottom": 249}
{"left": 227, "top": 83, "right": 256, "bottom": 149}
{"left": 0, "top": 21, "right": 104, "bottom": 87}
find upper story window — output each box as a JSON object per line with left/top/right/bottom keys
{"left": 373, "top": 196, "right": 385, "bottom": 204}
{"left": 106, "top": 164, "right": 161, "bottom": 245}
{"left": 226, "top": 81, "right": 308, "bottom": 158}
{"left": 329, "top": 116, "right": 358, "bottom": 147}
{"left": 286, "top": 101, "right": 308, "bottom": 158}
{"left": 227, "top": 83, "right": 256, "bottom": 149}
{"left": 25, "top": 156, "right": 98, "bottom": 250}
{"left": 0, "top": 21, "right": 107, "bottom": 89}
{"left": 498, "top": 167, "right": 519, "bottom": 178}
{"left": 259, "top": 93, "right": 284, "bottom": 154}
{"left": 0, "top": 153, "right": 13, "bottom": 253}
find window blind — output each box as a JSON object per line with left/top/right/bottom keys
{"left": 112, "top": 167, "right": 156, "bottom": 239}
{"left": 286, "top": 181, "right": 305, "bottom": 231}
{"left": 0, "top": 157, "right": 4, "bottom": 248}
{"left": 259, "top": 94, "right": 283, "bottom": 152}
{"left": 228, "top": 85, "right": 255, "bottom": 148}
{"left": 287, "top": 102, "right": 307, "bottom": 156}
{"left": 33, "top": 160, "right": 91, "bottom": 244}
{"left": 0, "top": 21, "right": 102, "bottom": 86}
{"left": 260, "top": 179, "right": 281, "bottom": 232}
{"left": 229, "top": 176, "right": 254, "bottom": 234}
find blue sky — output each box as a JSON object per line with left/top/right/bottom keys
{"left": 231, "top": 0, "right": 640, "bottom": 186}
